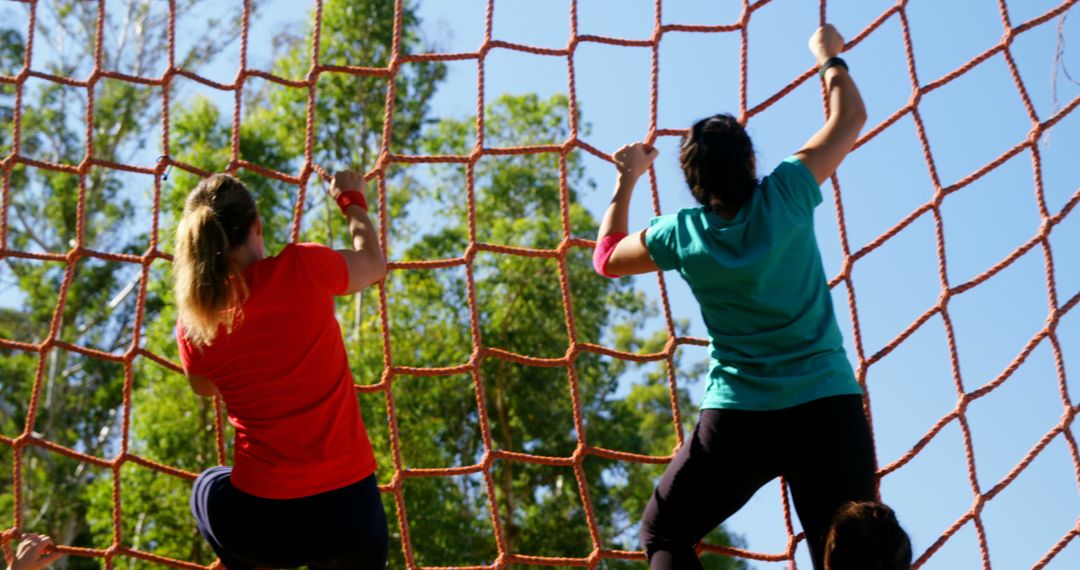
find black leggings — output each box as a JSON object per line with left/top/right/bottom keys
{"left": 640, "top": 394, "right": 876, "bottom": 570}
{"left": 191, "top": 467, "right": 389, "bottom": 569}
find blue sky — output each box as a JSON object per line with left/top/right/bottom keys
{"left": 406, "top": 1, "right": 1080, "bottom": 568}
{"left": 4, "top": 0, "right": 1079, "bottom": 568}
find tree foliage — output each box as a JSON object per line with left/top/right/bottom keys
{"left": 1, "top": 2, "right": 747, "bottom": 568}
{"left": 2, "top": 1, "right": 254, "bottom": 566}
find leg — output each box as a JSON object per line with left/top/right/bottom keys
{"left": 190, "top": 467, "right": 257, "bottom": 570}
{"left": 641, "top": 409, "right": 781, "bottom": 570}
{"left": 784, "top": 395, "right": 876, "bottom": 570}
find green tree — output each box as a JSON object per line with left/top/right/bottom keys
{"left": 78, "top": 0, "right": 447, "bottom": 565}
{"left": 382, "top": 92, "right": 747, "bottom": 569}
{"left": 3, "top": 1, "right": 751, "bottom": 568}
{"left": 1, "top": 1, "right": 262, "bottom": 566}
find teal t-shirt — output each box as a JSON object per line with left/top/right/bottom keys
{"left": 645, "top": 156, "right": 861, "bottom": 411}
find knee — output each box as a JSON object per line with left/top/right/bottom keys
{"left": 641, "top": 514, "right": 699, "bottom": 569}
{"left": 639, "top": 499, "right": 676, "bottom": 554}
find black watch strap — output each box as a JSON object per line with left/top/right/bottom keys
{"left": 819, "top": 56, "right": 849, "bottom": 78}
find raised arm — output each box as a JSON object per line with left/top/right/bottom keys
{"left": 592, "top": 143, "right": 661, "bottom": 277}
{"left": 794, "top": 24, "right": 868, "bottom": 185}
{"left": 328, "top": 171, "right": 387, "bottom": 294}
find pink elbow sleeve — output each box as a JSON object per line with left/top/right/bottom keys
{"left": 592, "top": 233, "right": 627, "bottom": 278}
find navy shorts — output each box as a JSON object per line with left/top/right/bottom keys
{"left": 190, "top": 467, "right": 389, "bottom": 569}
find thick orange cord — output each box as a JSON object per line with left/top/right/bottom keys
{"left": 1, "top": 0, "right": 1078, "bottom": 568}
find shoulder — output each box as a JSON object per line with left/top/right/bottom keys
{"left": 292, "top": 242, "right": 335, "bottom": 254}
{"left": 248, "top": 243, "right": 300, "bottom": 269}
{"left": 283, "top": 242, "right": 349, "bottom": 294}
{"left": 765, "top": 157, "right": 818, "bottom": 189}
{"left": 649, "top": 206, "right": 706, "bottom": 229}
{"left": 276, "top": 242, "right": 314, "bottom": 260}
{"left": 268, "top": 242, "right": 338, "bottom": 266}
{"left": 762, "top": 156, "right": 822, "bottom": 213}
{"left": 645, "top": 207, "right": 708, "bottom": 271}
{"left": 244, "top": 243, "right": 331, "bottom": 285}
{"left": 175, "top": 319, "right": 203, "bottom": 371}
{"left": 648, "top": 212, "right": 678, "bottom": 230}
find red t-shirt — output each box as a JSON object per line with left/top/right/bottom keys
{"left": 176, "top": 243, "right": 376, "bottom": 499}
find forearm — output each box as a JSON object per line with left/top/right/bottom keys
{"left": 597, "top": 173, "right": 640, "bottom": 239}
{"left": 345, "top": 206, "right": 384, "bottom": 263}
{"left": 824, "top": 66, "right": 867, "bottom": 128}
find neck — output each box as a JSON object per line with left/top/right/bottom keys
{"left": 711, "top": 202, "right": 739, "bottom": 220}
{"left": 230, "top": 246, "right": 263, "bottom": 269}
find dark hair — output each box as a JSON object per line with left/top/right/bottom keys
{"left": 173, "top": 174, "right": 258, "bottom": 347}
{"left": 679, "top": 113, "right": 757, "bottom": 213}
{"left": 825, "top": 501, "right": 913, "bottom": 570}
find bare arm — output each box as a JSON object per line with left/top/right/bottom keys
{"left": 328, "top": 171, "right": 387, "bottom": 294}
{"left": 597, "top": 172, "right": 640, "bottom": 239}
{"left": 794, "top": 24, "right": 868, "bottom": 185}
{"left": 594, "top": 143, "right": 661, "bottom": 277}
{"left": 187, "top": 374, "right": 219, "bottom": 398}
{"left": 607, "top": 229, "right": 659, "bottom": 276}
{"left": 8, "top": 534, "right": 63, "bottom": 570}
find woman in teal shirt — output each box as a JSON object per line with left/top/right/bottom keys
{"left": 592, "top": 24, "right": 910, "bottom": 570}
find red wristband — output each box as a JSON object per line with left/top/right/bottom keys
{"left": 335, "top": 190, "right": 368, "bottom": 214}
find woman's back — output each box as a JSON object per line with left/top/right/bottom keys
{"left": 177, "top": 171, "right": 389, "bottom": 569}
{"left": 645, "top": 158, "right": 858, "bottom": 410}
{"left": 178, "top": 242, "right": 375, "bottom": 499}
{"left": 592, "top": 26, "right": 904, "bottom": 570}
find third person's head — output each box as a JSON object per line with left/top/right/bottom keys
{"left": 824, "top": 501, "right": 912, "bottom": 570}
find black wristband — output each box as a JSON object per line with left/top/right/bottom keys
{"left": 819, "top": 56, "right": 849, "bottom": 78}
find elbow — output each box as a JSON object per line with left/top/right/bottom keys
{"left": 826, "top": 107, "right": 868, "bottom": 143}
{"left": 372, "top": 260, "right": 388, "bottom": 284}
{"left": 188, "top": 376, "right": 218, "bottom": 398}
{"left": 836, "top": 106, "right": 867, "bottom": 129}
{"left": 592, "top": 233, "right": 627, "bottom": 279}
{"left": 849, "top": 102, "right": 868, "bottom": 130}
{"left": 592, "top": 261, "right": 621, "bottom": 279}
{"left": 591, "top": 250, "right": 607, "bottom": 277}
{"left": 369, "top": 251, "right": 388, "bottom": 284}
{"left": 854, "top": 105, "right": 868, "bottom": 129}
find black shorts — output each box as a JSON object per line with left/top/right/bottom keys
{"left": 190, "top": 467, "right": 389, "bottom": 569}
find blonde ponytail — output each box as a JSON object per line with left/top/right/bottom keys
{"left": 173, "top": 174, "right": 257, "bottom": 347}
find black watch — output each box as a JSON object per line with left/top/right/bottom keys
{"left": 819, "top": 56, "right": 849, "bottom": 78}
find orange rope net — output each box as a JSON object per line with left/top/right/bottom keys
{"left": 2, "top": 0, "right": 1079, "bottom": 568}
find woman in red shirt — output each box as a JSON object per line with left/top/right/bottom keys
{"left": 174, "top": 171, "right": 387, "bottom": 569}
